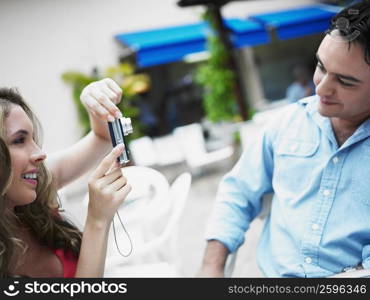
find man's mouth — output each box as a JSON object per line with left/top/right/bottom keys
{"left": 320, "top": 98, "right": 338, "bottom": 105}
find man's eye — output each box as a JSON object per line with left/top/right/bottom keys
{"left": 317, "top": 63, "right": 325, "bottom": 71}
{"left": 338, "top": 78, "right": 354, "bottom": 87}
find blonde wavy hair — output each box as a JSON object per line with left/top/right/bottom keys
{"left": 0, "top": 88, "right": 82, "bottom": 277}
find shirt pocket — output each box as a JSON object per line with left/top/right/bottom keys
{"left": 274, "top": 139, "right": 319, "bottom": 194}
{"left": 276, "top": 139, "right": 319, "bottom": 157}
{"left": 351, "top": 142, "right": 370, "bottom": 206}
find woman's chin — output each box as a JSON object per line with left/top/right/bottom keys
{"left": 13, "top": 193, "right": 37, "bottom": 207}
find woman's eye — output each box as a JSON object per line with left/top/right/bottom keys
{"left": 12, "top": 137, "right": 26, "bottom": 144}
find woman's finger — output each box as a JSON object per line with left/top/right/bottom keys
{"left": 91, "top": 144, "right": 125, "bottom": 180}
{"left": 85, "top": 92, "right": 112, "bottom": 121}
{"left": 104, "top": 176, "right": 127, "bottom": 192}
{"left": 94, "top": 87, "right": 121, "bottom": 119}
{"left": 106, "top": 160, "right": 121, "bottom": 174}
{"left": 104, "top": 78, "right": 122, "bottom": 100}
{"left": 98, "top": 167, "right": 122, "bottom": 186}
{"left": 115, "top": 184, "right": 132, "bottom": 204}
{"left": 83, "top": 94, "right": 99, "bottom": 111}
{"left": 102, "top": 85, "right": 118, "bottom": 100}
{"left": 89, "top": 88, "right": 116, "bottom": 120}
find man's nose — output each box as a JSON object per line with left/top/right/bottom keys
{"left": 316, "top": 74, "right": 335, "bottom": 98}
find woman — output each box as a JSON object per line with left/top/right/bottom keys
{"left": 0, "top": 78, "right": 131, "bottom": 277}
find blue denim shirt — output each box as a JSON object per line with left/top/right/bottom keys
{"left": 205, "top": 95, "right": 370, "bottom": 277}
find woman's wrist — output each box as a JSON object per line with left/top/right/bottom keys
{"left": 89, "top": 113, "right": 111, "bottom": 141}
{"left": 85, "top": 215, "right": 111, "bottom": 232}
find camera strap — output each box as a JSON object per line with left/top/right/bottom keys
{"left": 112, "top": 211, "right": 133, "bottom": 257}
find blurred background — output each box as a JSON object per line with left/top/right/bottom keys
{"left": 0, "top": 0, "right": 352, "bottom": 277}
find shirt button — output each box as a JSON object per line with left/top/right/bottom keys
{"left": 333, "top": 157, "right": 339, "bottom": 164}
{"left": 312, "top": 224, "right": 319, "bottom": 230}
{"left": 305, "top": 257, "right": 312, "bottom": 264}
{"left": 323, "top": 190, "right": 330, "bottom": 196}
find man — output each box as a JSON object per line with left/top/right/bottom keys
{"left": 199, "top": 1, "right": 370, "bottom": 277}
{"left": 286, "top": 64, "right": 315, "bottom": 103}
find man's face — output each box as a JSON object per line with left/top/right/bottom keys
{"left": 313, "top": 32, "right": 370, "bottom": 123}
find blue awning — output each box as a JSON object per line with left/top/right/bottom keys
{"left": 116, "top": 23, "right": 207, "bottom": 68}
{"left": 226, "top": 19, "right": 270, "bottom": 49}
{"left": 249, "top": 4, "right": 340, "bottom": 40}
{"left": 115, "top": 4, "right": 341, "bottom": 67}
{"left": 115, "top": 19, "right": 268, "bottom": 68}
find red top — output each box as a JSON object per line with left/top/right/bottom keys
{"left": 53, "top": 248, "right": 78, "bottom": 278}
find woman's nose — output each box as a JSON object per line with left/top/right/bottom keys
{"left": 30, "top": 145, "right": 47, "bottom": 164}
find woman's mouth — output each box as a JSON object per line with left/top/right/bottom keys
{"left": 21, "top": 173, "right": 38, "bottom": 187}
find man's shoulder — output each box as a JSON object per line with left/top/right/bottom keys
{"left": 264, "top": 95, "right": 317, "bottom": 125}
{"left": 297, "top": 95, "right": 318, "bottom": 106}
{"left": 282, "top": 95, "right": 318, "bottom": 122}
{"left": 256, "top": 95, "right": 318, "bottom": 142}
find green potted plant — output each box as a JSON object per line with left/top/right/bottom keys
{"left": 195, "top": 9, "right": 255, "bottom": 149}
{"left": 61, "top": 62, "right": 151, "bottom": 143}
{"left": 195, "top": 9, "right": 242, "bottom": 123}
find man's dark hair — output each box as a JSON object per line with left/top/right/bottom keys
{"left": 327, "top": 1, "right": 370, "bottom": 66}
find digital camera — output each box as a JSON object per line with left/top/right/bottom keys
{"left": 108, "top": 117, "right": 133, "bottom": 166}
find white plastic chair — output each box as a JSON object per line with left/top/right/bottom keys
{"left": 82, "top": 165, "right": 170, "bottom": 251}
{"left": 104, "top": 172, "right": 192, "bottom": 277}
{"left": 83, "top": 165, "right": 169, "bottom": 209}
{"left": 130, "top": 135, "right": 185, "bottom": 167}
{"left": 129, "top": 136, "right": 157, "bottom": 167}
{"left": 173, "top": 123, "right": 233, "bottom": 174}
{"left": 152, "top": 134, "right": 185, "bottom": 166}
{"left": 119, "top": 166, "right": 170, "bottom": 219}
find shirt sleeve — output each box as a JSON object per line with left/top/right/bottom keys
{"left": 362, "top": 245, "right": 370, "bottom": 269}
{"left": 204, "top": 123, "right": 275, "bottom": 253}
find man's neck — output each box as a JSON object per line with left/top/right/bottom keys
{"left": 330, "top": 117, "right": 364, "bottom": 146}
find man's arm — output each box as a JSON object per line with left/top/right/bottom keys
{"left": 198, "top": 240, "right": 229, "bottom": 277}
{"left": 198, "top": 118, "right": 278, "bottom": 278}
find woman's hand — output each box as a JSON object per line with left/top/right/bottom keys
{"left": 87, "top": 144, "right": 131, "bottom": 227}
{"left": 76, "top": 144, "right": 130, "bottom": 277}
{"left": 80, "top": 78, "right": 123, "bottom": 122}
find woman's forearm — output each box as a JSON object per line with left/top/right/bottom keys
{"left": 74, "top": 145, "right": 130, "bottom": 277}
{"left": 48, "top": 132, "right": 111, "bottom": 189}
{"left": 88, "top": 112, "right": 115, "bottom": 142}
{"left": 74, "top": 217, "right": 111, "bottom": 277}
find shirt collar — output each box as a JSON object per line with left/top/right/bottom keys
{"left": 298, "top": 94, "right": 370, "bottom": 146}
{"left": 297, "top": 95, "right": 319, "bottom": 114}
{"left": 298, "top": 95, "right": 332, "bottom": 134}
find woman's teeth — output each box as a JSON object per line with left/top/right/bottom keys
{"left": 22, "top": 173, "right": 37, "bottom": 180}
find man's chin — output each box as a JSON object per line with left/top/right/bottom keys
{"left": 318, "top": 105, "right": 335, "bottom": 118}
